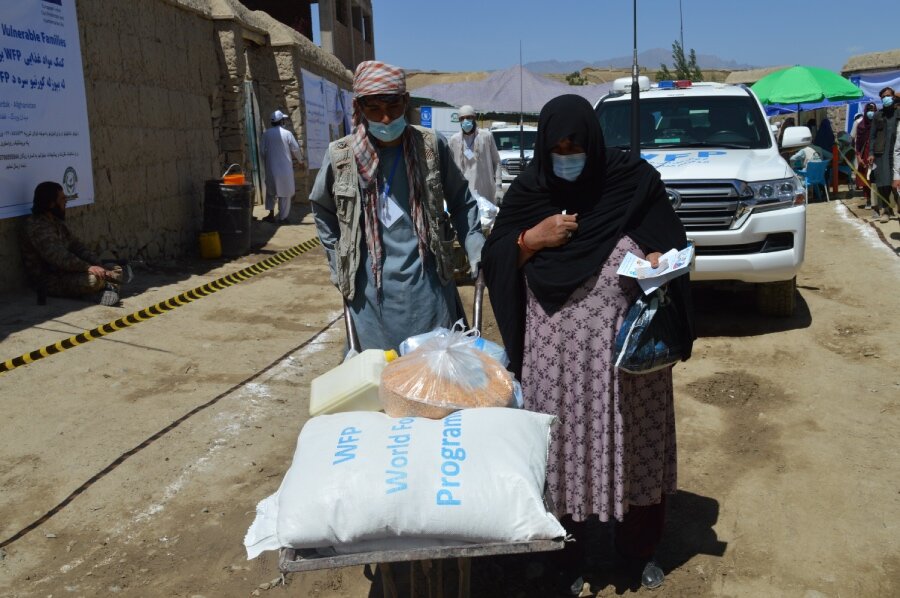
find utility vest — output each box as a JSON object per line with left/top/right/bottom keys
{"left": 328, "top": 125, "right": 456, "bottom": 300}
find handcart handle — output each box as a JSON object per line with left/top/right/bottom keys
{"left": 342, "top": 299, "right": 362, "bottom": 354}
{"left": 473, "top": 269, "right": 485, "bottom": 335}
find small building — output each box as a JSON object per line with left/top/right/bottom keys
{"left": 842, "top": 49, "right": 900, "bottom": 98}
{"left": 241, "top": 0, "right": 375, "bottom": 70}
{"left": 724, "top": 66, "right": 791, "bottom": 86}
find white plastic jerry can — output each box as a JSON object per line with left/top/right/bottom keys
{"left": 309, "top": 349, "right": 398, "bottom": 416}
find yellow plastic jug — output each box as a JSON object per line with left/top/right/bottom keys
{"left": 199, "top": 231, "right": 222, "bottom": 259}
{"left": 309, "top": 349, "right": 398, "bottom": 416}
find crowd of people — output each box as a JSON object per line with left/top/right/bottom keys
{"left": 778, "top": 86, "right": 900, "bottom": 223}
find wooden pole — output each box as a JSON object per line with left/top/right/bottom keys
{"left": 831, "top": 142, "right": 839, "bottom": 194}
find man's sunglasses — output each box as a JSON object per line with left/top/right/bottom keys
{"left": 358, "top": 94, "right": 404, "bottom": 108}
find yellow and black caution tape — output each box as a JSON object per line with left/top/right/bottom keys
{"left": 0, "top": 237, "right": 322, "bottom": 375}
{"left": 836, "top": 151, "right": 898, "bottom": 211}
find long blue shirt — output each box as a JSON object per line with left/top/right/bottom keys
{"left": 310, "top": 134, "right": 485, "bottom": 351}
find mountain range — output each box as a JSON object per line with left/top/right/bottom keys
{"left": 525, "top": 48, "right": 756, "bottom": 73}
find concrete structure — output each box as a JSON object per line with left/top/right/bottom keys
{"left": 316, "top": 0, "right": 375, "bottom": 71}
{"left": 0, "top": 0, "right": 353, "bottom": 291}
{"left": 240, "top": 1, "right": 374, "bottom": 71}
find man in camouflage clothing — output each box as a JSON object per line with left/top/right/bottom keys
{"left": 19, "top": 181, "right": 122, "bottom": 305}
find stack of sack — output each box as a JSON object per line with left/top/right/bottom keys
{"left": 244, "top": 408, "right": 564, "bottom": 558}
{"left": 244, "top": 325, "right": 562, "bottom": 558}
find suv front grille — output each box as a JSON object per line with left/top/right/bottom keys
{"left": 667, "top": 181, "right": 746, "bottom": 231}
{"left": 505, "top": 157, "right": 530, "bottom": 176}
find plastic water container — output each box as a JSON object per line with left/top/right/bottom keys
{"left": 309, "top": 349, "right": 398, "bottom": 416}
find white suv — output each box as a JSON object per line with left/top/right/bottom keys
{"left": 594, "top": 78, "right": 811, "bottom": 316}
{"left": 491, "top": 125, "right": 537, "bottom": 201}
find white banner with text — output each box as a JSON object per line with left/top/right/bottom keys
{"left": 0, "top": 0, "right": 94, "bottom": 219}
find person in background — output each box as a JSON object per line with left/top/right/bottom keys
{"left": 482, "top": 95, "right": 694, "bottom": 592}
{"left": 805, "top": 117, "right": 818, "bottom": 141}
{"left": 261, "top": 109, "right": 304, "bottom": 224}
{"left": 309, "top": 61, "right": 484, "bottom": 352}
{"left": 777, "top": 117, "right": 796, "bottom": 148}
{"left": 852, "top": 103, "right": 877, "bottom": 208}
{"left": 869, "top": 87, "right": 899, "bottom": 222}
{"left": 776, "top": 117, "right": 796, "bottom": 162}
{"left": 19, "top": 181, "right": 124, "bottom": 306}
{"left": 789, "top": 143, "right": 832, "bottom": 170}
{"left": 448, "top": 105, "right": 501, "bottom": 207}
{"left": 813, "top": 118, "right": 835, "bottom": 155}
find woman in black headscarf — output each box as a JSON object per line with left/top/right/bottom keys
{"left": 482, "top": 95, "right": 694, "bottom": 590}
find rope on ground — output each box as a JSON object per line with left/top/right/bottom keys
{"left": 0, "top": 312, "right": 342, "bottom": 550}
{"left": 0, "top": 238, "right": 322, "bottom": 375}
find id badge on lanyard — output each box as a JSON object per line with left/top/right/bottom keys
{"left": 378, "top": 149, "right": 405, "bottom": 230}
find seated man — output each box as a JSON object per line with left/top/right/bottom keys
{"left": 789, "top": 144, "right": 832, "bottom": 170}
{"left": 19, "top": 181, "right": 125, "bottom": 305}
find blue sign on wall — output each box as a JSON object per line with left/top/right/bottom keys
{"left": 420, "top": 106, "right": 433, "bottom": 128}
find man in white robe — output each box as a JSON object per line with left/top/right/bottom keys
{"left": 261, "top": 110, "right": 304, "bottom": 223}
{"left": 448, "top": 105, "right": 501, "bottom": 206}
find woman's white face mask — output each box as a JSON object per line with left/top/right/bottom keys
{"left": 551, "top": 152, "right": 586, "bottom": 181}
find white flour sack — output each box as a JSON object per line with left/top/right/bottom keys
{"left": 244, "top": 408, "right": 565, "bottom": 558}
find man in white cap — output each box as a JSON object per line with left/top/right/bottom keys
{"left": 448, "top": 105, "right": 501, "bottom": 207}
{"left": 261, "top": 109, "right": 305, "bottom": 223}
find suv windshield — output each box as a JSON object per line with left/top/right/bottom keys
{"left": 492, "top": 130, "right": 537, "bottom": 152}
{"left": 595, "top": 95, "right": 771, "bottom": 150}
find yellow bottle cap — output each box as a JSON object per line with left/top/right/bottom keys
{"left": 384, "top": 349, "right": 399, "bottom": 363}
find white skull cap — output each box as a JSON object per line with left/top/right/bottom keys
{"left": 458, "top": 105, "right": 476, "bottom": 117}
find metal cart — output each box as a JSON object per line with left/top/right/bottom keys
{"left": 279, "top": 272, "right": 563, "bottom": 596}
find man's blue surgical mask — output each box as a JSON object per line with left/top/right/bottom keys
{"left": 367, "top": 115, "right": 408, "bottom": 142}
{"left": 866, "top": 111, "right": 875, "bottom": 120}
{"left": 461, "top": 119, "right": 475, "bottom": 133}
{"left": 882, "top": 96, "right": 895, "bottom": 108}
{"left": 551, "top": 153, "right": 586, "bottom": 182}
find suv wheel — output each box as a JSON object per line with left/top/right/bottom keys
{"left": 756, "top": 277, "right": 796, "bottom": 317}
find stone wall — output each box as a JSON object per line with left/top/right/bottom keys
{"left": 0, "top": 0, "right": 352, "bottom": 291}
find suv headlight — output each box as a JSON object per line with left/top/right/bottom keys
{"left": 747, "top": 176, "right": 806, "bottom": 212}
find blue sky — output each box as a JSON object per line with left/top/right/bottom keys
{"left": 370, "top": 0, "right": 895, "bottom": 73}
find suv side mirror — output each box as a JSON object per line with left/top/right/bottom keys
{"left": 780, "top": 126, "right": 812, "bottom": 149}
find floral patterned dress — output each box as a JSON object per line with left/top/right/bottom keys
{"left": 522, "top": 235, "right": 677, "bottom": 523}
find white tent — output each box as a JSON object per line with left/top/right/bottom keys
{"left": 411, "top": 66, "right": 613, "bottom": 115}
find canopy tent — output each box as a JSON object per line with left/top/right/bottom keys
{"left": 411, "top": 66, "right": 613, "bottom": 116}
{"left": 763, "top": 95, "right": 877, "bottom": 117}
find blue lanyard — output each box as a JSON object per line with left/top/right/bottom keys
{"left": 380, "top": 146, "right": 403, "bottom": 201}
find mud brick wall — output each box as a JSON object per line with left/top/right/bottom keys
{"left": 0, "top": 0, "right": 352, "bottom": 291}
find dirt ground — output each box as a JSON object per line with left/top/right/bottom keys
{"left": 0, "top": 197, "right": 898, "bottom": 598}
